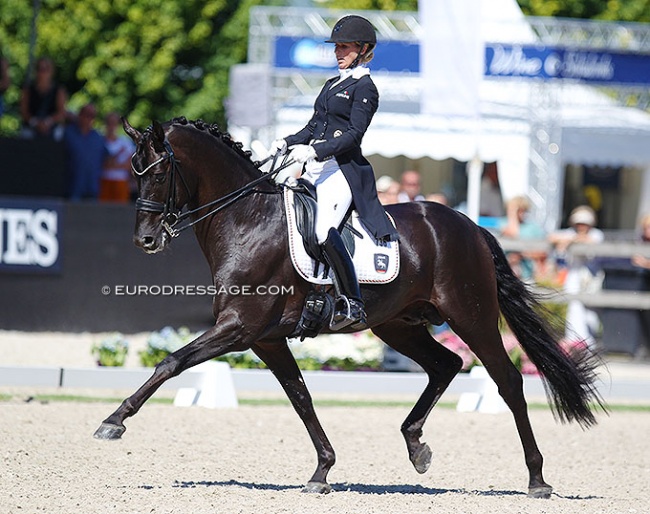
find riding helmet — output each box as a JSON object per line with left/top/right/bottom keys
{"left": 325, "top": 15, "right": 377, "bottom": 45}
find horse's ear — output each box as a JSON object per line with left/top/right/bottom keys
{"left": 122, "top": 117, "right": 142, "bottom": 144}
{"left": 151, "top": 120, "right": 166, "bottom": 153}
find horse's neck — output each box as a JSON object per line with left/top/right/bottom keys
{"left": 190, "top": 166, "right": 285, "bottom": 271}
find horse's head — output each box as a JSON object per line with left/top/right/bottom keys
{"left": 124, "top": 118, "right": 190, "bottom": 254}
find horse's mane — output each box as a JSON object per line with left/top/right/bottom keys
{"left": 147, "top": 116, "right": 256, "bottom": 164}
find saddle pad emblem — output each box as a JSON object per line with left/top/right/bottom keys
{"left": 283, "top": 189, "right": 400, "bottom": 285}
{"left": 374, "top": 253, "right": 389, "bottom": 274}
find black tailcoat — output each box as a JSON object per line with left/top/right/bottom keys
{"left": 284, "top": 73, "right": 399, "bottom": 242}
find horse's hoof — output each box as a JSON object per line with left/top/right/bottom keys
{"left": 528, "top": 484, "right": 553, "bottom": 499}
{"left": 301, "top": 481, "right": 332, "bottom": 494}
{"left": 93, "top": 422, "right": 126, "bottom": 440}
{"left": 411, "top": 443, "right": 432, "bottom": 474}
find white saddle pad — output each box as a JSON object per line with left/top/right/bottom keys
{"left": 284, "top": 188, "right": 400, "bottom": 285}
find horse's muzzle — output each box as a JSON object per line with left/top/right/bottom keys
{"left": 133, "top": 233, "right": 165, "bottom": 254}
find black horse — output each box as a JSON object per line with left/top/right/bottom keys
{"left": 94, "top": 117, "right": 604, "bottom": 498}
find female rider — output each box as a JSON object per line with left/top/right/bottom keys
{"left": 272, "top": 15, "right": 399, "bottom": 330}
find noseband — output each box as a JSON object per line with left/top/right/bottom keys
{"left": 133, "top": 137, "right": 293, "bottom": 238}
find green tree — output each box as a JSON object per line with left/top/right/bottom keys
{"left": 517, "top": 0, "right": 650, "bottom": 21}
{"left": 0, "top": 0, "right": 264, "bottom": 134}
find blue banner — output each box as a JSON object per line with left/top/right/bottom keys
{"left": 274, "top": 36, "right": 420, "bottom": 73}
{"left": 485, "top": 43, "right": 650, "bottom": 85}
{"left": 0, "top": 198, "right": 63, "bottom": 274}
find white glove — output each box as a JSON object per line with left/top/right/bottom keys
{"left": 290, "top": 144, "right": 317, "bottom": 164}
{"left": 270, "top": 138, "right": 288, "bottom": 156}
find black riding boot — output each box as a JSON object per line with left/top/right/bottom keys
{"left": 320, "top": 228, "right": 367, "bottom": 331}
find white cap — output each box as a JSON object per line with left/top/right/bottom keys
{"left": 376, "top": 175, "right": 396, "bottom": 193}
{"left": 569, "top": 206, "right": 596, "bottom": 227}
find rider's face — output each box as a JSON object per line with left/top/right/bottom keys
{"left": 334, "top": 42, "right": 361, "bottom": 69}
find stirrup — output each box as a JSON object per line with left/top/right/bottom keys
{"left": 330, "top": 296, "right": 366, "bottom": 331}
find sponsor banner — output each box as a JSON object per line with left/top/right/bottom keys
{"left": 0, "top": 198, "right": 63, "bottom": 274}
{"left": 274, "top": 37, "right": 650, "bottom": 86}
{"left": 273, "top": 36, "right": 420, "bottom": 73}
{"left": 485, "top": 43, "right": 650, "bottom": 85}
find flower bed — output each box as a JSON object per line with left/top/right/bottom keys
{"left": 92, "top": 326, "right": 586, "bottom": 376}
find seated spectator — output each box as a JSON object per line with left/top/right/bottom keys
{"left": 632, "top": 213, "right": 650, "bottom": 270}
{"left": 548, "top": 205, "right": 604, "bottom": 346}
{"left": 64, "top": 103, "right": 108, "bottom": 200}
{"left": 376, "top": 175, "right": 400, "bottom": 206}
{"left": 425, "top": 192, "right": 448, "bottom": 206}
{"left": 99, "top": 112, "right": 136, "bottom": 203}
{"left": 480, "top": 164, "right": 505, "bottom": 217}
{"left": 0, "top": 55, "right": 9, "bottom": 118}
{"left": 20, "top": 57, "right": 67, "bottom": 140}
{"left": 499, "top": 195, "right": 546, "bottom": 281}
{"left": 397, "top": 170, "right": 425, "bottom": 202}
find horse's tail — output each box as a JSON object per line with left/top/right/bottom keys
{"left": 478, "top": 226, "right": 606, "bottom": 428}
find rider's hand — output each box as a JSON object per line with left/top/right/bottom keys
{"left": 270, "top": 138, "right": 288, "bottom": 156}
{"left": 290, "top": 144, "right": 317, "bottom": 164}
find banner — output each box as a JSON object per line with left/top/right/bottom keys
{"left": 273, "top": 36, "right": 419, "bottom": 73}
{"left": 485, "top": 44, "right": 650, "bottom": 85}
{"left": 0, "top": 198, "right": 63, "bottom": 274}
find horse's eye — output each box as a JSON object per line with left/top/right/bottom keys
{"left": 154, "top": 173, "right": 166, "bottom": 184}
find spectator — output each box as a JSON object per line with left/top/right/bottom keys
{"left": 631, "top": 213, "right": 650, "bottom": 270}
{"left": 99, "top": 112, "right": 136, "bottom": 203}
{"left": 548, "top": 205, "right": 604, "bottom": 346}
{"left": 480, "top": 163, "right": 505, "bottom": 217}
{"left": 397, "top": 170, "right": 424, "bottom": 202}
{"left": 0, "top": 55, "right": 9, "bottom": 118}
{"left": 375, "top": 175, "right": 400, "bottom": 205}
{"left": 499, "top": 195, "right": 546, "bottom": 281}
{"left": 425, "top": 192, "right": 448, "bottom": 206}
{"left": 20, "top": 57, "right": 67, "bottom": 140}
{"left": 64, "top": 103, "right": 108, "bottom": 200}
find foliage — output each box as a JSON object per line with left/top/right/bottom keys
{"left": 517, "top": 0, "right": 650, "bottom": 22}
{"left": 0, "top": 0, "right": 265, "bottom": 135}
{"left": 92, "top": 333, "right": 129, "bottom": 367}
{"left": 138, "top": 326, "right": 194, "bottom": 368}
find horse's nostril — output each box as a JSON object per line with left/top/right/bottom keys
{"left": 142, "top": 236, "right": 155, "bottom": 247}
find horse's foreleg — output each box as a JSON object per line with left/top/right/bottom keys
{"left": 372, "top": 322, "right": 463, "bottom": 474}
{"left": 252, "top": 340, "right": 335, "bottom": 494}
{"left": 94, "top": 316, "right": 246, "bottom": 440}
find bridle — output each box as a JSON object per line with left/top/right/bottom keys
{"left": 132, "top": 137, "right": 294, "bottom": 238}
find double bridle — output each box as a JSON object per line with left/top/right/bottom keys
{"left": 132, "top": 138, "right": 293, "bottom": 238}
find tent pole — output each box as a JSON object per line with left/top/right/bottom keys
{"left": 467, "top": 155, "right": 483, "bottom": 223}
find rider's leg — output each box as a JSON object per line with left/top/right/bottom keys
{"left": 308, "top": 167, "right": 365, "bottom": 330}
{"left": 320, "top": 227, "right": 367, "bottom": 330}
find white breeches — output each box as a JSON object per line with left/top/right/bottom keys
{"left": 302, "top": 159, "right": 353, "bottom": 244}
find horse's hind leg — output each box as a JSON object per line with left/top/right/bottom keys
{"left": 372, "top": 321, "right": 463, "bottom": 474}
{"left": 252, "top": 340, "right": 335, "bottom": 494}
{"left": 454, "top": 323, "right": 552, "bottom": 498}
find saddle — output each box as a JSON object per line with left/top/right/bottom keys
{"left": 284, "top": 179, "right": 399, "bottom": 339}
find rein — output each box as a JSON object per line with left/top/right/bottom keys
{"left": 133, "top": 139, "right": 294, "bottom": 238}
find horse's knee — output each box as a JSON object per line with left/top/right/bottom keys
{"left": 155, "top": 354, "right": 180, "bottom": 377}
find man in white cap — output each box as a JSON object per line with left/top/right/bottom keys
{"left": 549, "top": 205, "right": 604, "bottom": 346}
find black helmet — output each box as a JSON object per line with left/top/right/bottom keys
{"left": 325, "top": 15, "right": 377, "bottom": 46}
